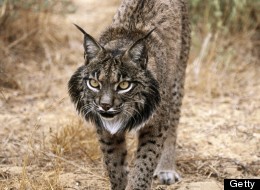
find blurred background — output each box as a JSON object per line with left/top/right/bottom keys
{"left": 0, "top": 0, "right": 259, "bottom": 189}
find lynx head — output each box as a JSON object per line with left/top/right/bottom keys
{"left": 68, "top": 24, "right": 160, "bottom": 134}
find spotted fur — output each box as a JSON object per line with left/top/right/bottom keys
{"left": 68, "top": 0, "right": 190, "bottom": 189}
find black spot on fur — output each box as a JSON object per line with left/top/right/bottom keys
{"left": 99, "top": 138, "right": 113, "bottom": 145}
{"left": 107, "top": 148, "right": 114, "bottom": 154}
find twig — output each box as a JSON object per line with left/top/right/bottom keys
{"left": 192, "top": 33, "right": 212, "bottom": 79}
{"left": 43, "top": 151, "right": 106, "bottom": 181}
{"left": 7, "top": 29, "right": 38, "bottom": 50}
{"left": 0, "top": 0, "right": 7, "bottom": 18}
{"left": 2, "top": 130, "right": 14, "bottom": 148}
{"left": 0, "top": 88, "right": 7, "bottom": 102}
{"left": 79, "top": 147, "right": 97, "bottom": 166}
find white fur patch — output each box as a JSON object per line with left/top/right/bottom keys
{"left": 131, "top": 123, "right": 146, "bottom": 134}
{"left": 101, "top": 118, "right": 123, "bottom": 135}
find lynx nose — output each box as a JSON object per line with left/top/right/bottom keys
{"left": 100, "top": 103, "right": 112, "bottom": 111}
{"left": 100, "top": 93, "right": 113, "bottom": 111}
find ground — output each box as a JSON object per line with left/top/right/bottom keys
{"left": 0, "top": 0, "right": 259, "bottom": 190}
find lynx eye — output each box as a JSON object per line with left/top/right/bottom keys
{"left": 118, "top": 81, "right": 130, "bottom": 90}
{"left": 117, "top": 81, "right": 133, "bottom": 94}
{"left": 89, "top": 79, "right": 99, "bottom": 88}
{"left": 87, "top": 79, "right": 100, "bottom": 91}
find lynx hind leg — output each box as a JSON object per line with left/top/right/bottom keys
{"left": 153, "top": 129, "right": 181, "bottom": 185}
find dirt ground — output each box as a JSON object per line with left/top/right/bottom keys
{"left": 0, "top": 0, "right": 259, "bottom": 190}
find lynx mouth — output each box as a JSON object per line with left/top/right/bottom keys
{"left": 99, "top": 111, "right": 120, "bottom": 119}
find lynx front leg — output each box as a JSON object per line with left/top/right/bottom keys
{"left": 126, "top": 125, "right": 167, "bottom": 190}
{"left": 153, "top": 126, "right": 181, "bottom": 184}
{"left": 97, "top": 129, "right": 128, "bottom": 190}
{"left": 154, "top": 79, "right": 184, "bottom": 184}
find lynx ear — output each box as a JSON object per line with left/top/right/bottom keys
{"left": 74, "top": 24, "right": 104, "bottom": 64}
{"left": 123, "top": 28, "right": 156, "bottom": 69}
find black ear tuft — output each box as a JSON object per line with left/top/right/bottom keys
{"left": 74, "top": 24, "right": 104, "bottom": 64}
{"left": 123, "top": 28, "right": 156, "bottom": 69}
{"left": 128, "top": 40, "right": 147, "bottom": 67}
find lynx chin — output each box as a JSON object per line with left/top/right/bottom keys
{"left": 68, "top": 0, "right": 190, "bottom": 189}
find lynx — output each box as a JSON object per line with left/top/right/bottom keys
{"left": 68, "top": 0, "right": 190, "bottom": 189}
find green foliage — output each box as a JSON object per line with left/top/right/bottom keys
{"left": 0, "top": 0, "right": 73, "bottom": 13}
{"left": 190, "top": 0, "right": 260, "bottom": 34}
{"left": 0, "top": 0, "right": 74, "bottom": 28}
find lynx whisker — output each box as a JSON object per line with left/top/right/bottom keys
{"left": 123, "top": 109, "right": 137, "bottom": 127}
{"left": 126, "top": 106, "right": 143, "bottom": 119}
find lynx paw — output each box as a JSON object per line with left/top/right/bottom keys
{"left": 153, "top": 170, "right": 181, "bottom": 185}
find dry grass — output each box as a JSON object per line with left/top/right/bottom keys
{"left": 0, "top": 0, "right": 259, "bottom": 190}
{"left": 0, "top": 0, "right": 72, "bottom": 90}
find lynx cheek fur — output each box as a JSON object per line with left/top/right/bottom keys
{"left": 68, "top": 0, "right": 190, "bottom": 189}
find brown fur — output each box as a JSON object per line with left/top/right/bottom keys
{"left": 68, "top": 0, "right": 191, "bottom": 189}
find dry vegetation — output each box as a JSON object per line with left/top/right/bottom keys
{"left": 0, "top": 0, "right": 259, "bottom": 190}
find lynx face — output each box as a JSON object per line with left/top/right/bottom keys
{"left": 68, "top": 25, "right": 160, "bottom": 134}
